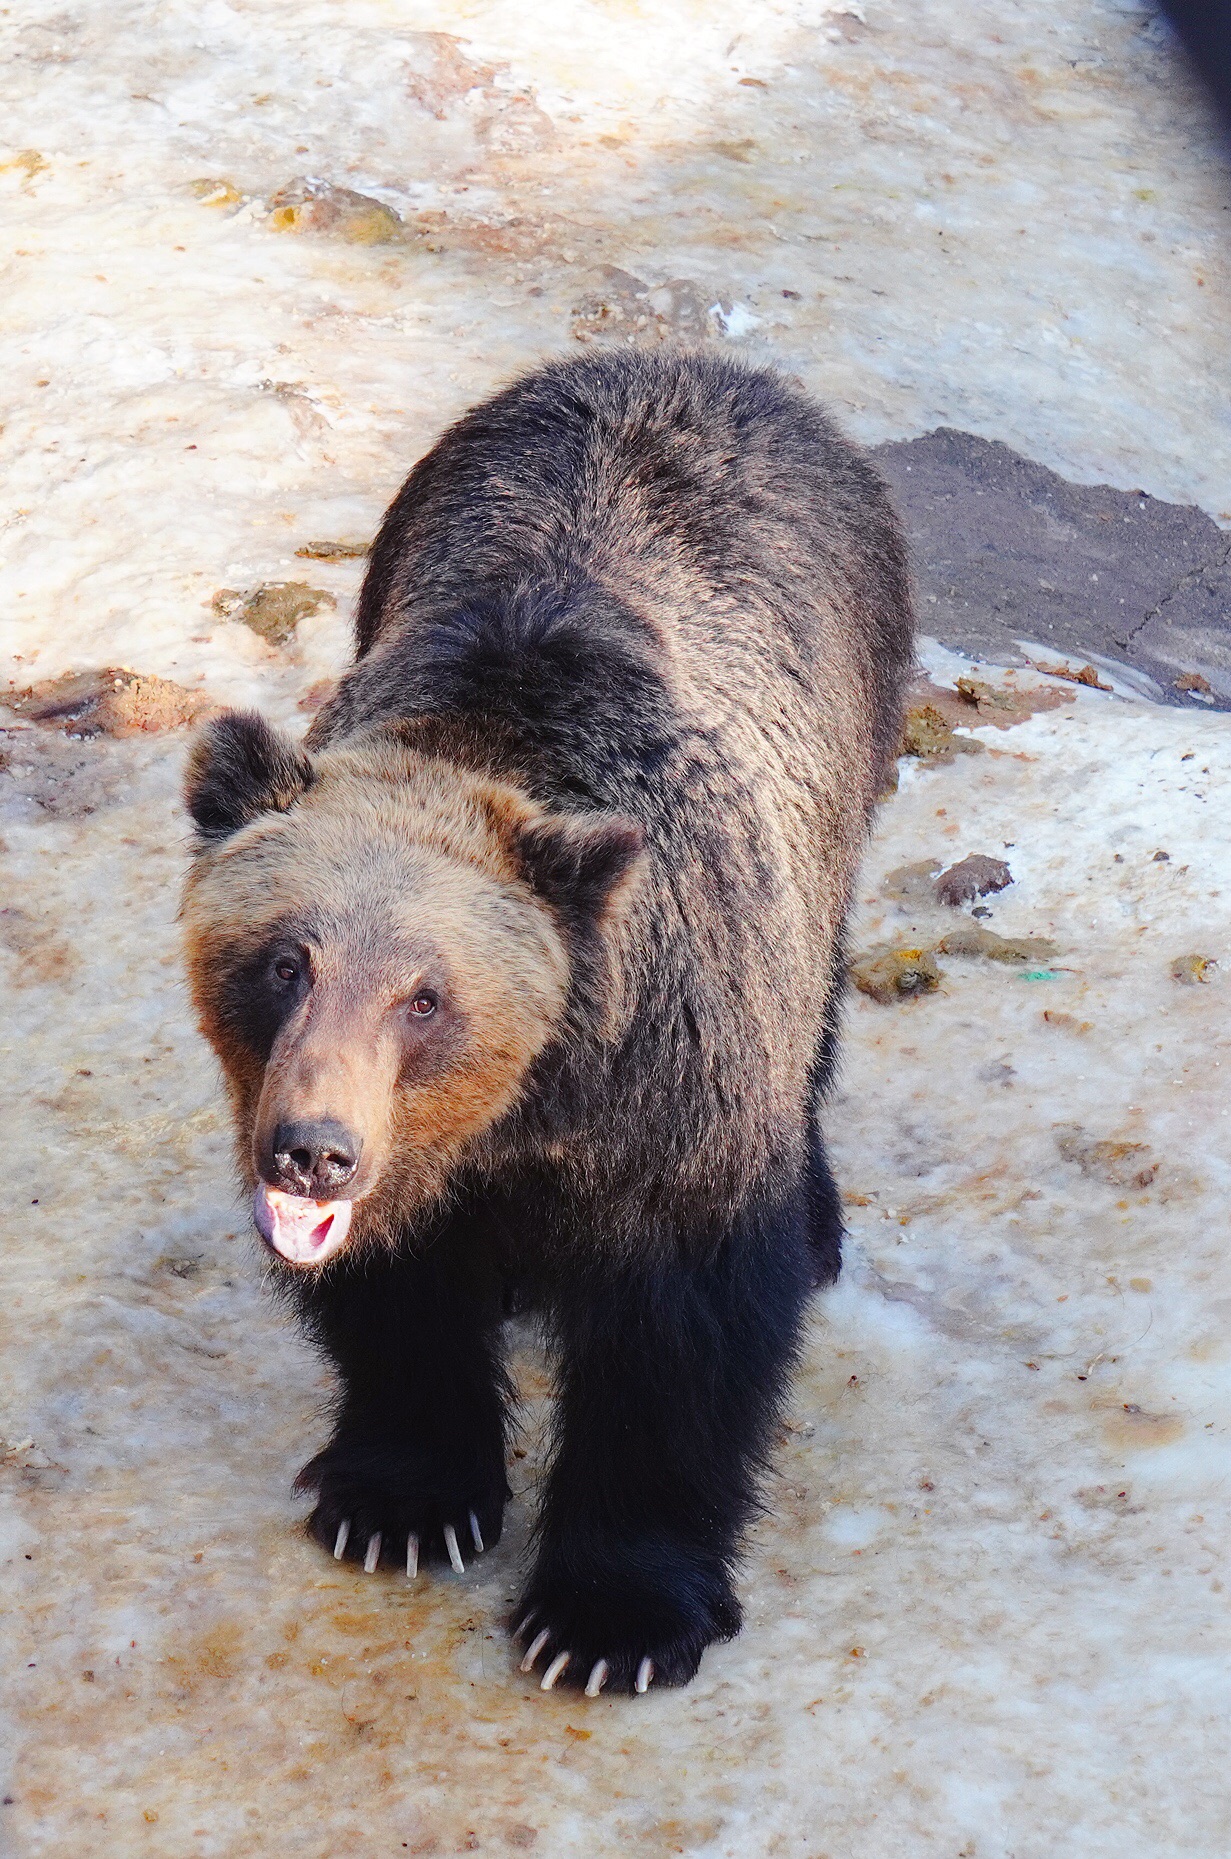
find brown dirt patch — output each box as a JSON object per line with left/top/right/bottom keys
{"left": 934, "top": 853, "right": 1013, "bottom": 906}
{"left": 1170, "top": 953, "right": 1216, "bottom": 984}
{"left": 935, "top": 926, "right": 1058, "bottom": 964}
{"left": 295, "top": 540, "right": 369, "bottom": 561}
{"left": 899, "top": 700, "right": 984, "bottom": 763}
{"left": 267, "top": 179, "right": 402, "bottom": 244}
{"left": 1025, "top": 658, "right": 1112, "bottom": 690}
{"left": 4, "top": 668, "right": 214, "bottom": 738}
{"left": 907, "top": 674, "right": 1073, "bottom": 738}
{"left": 1056, "top": 1127, "right": 1159, "bottom": 1188}
{"left": 850, "top": 946, "right": 942, "bottom": 1004}
{"left": 881, "top": 859, "right": 943, "bottom": 905}
{"left": 211, "top": 583, "right": 336, "bottom": 645}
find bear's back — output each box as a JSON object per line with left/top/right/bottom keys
{"left": 308, "top": 352, "right": 914, "bottom": 1227}
{"left": 322, "top": 349, "right": 909, "bottom": 800}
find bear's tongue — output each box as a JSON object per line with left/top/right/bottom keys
{"left": 253, "top": 1184, "right": 353, "bottom": 1266}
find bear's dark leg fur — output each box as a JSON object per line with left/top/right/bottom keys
{"left": 288, "top": 1217, "right": 512, "bottom": 1573}
{"left": 799, "top": 1011, "right": 847, "bottom": 1286}
{"left": 805, "top": 940, "right": 849, "bottom": 1288}
{"left": 514, "top": 1184, "right": 814, "bottom": 1692}
{"left": 805, "top": 1119, "right": 845, "bottom": 1289}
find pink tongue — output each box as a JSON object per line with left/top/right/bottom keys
{"left": 254, "top": 1185, "right": 353, "bottom": 1265}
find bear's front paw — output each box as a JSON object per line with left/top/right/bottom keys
{"left": 513, "top": 1544, "right": 741, "bottom": 1696}
{"left": 295, "top": 1434, "right": 509, "bottom": 1579}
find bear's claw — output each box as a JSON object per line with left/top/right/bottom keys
{"left": 511, "top": 1554, "right": 736, "bottom": 1694}
{"left": 296, "top": 1435, "right": 509, "bottom": 1579}
{"left": 520, "top": 1628, "right": 551, "bottom": 1673}
{"left": 322, "top": 1512, "right": 483, "bottom": 1577}
{"left": 540, "top": 1650, "right": 571, "bottom": 1691}
{"left": 515, "top": 1624, "right": 655, "bottom": 1699}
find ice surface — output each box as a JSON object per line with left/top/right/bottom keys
{"left": 2, "top": 1, "right": 1230, "bottom": 1854}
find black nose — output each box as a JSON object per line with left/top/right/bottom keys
{"left": 269, "top": 1119, "right": 361, "bottom": 1198}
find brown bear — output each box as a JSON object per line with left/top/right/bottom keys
{"left": 182, "top": 348, "right": 912, "bottom": 1696}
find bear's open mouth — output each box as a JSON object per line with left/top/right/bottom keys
{"left": 253, "top": 1184, "right": 353, "bottom": 1266}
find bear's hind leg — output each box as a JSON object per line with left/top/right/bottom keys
{"left": 514, "top": 1193, "right": 813, "bottom": 1693}
{"left": 289, "top": 1225, "right": 511, "bottom": 1577}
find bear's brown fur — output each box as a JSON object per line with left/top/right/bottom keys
{"left": 182, "top": 348, "right": 913, "bottom": 1694}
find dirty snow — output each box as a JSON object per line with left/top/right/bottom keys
{"left": 2, "top": 1, "right": 1230, "bottom": 1855}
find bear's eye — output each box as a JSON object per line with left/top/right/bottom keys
{"left": 408, "top": 991, "right": 437, "bottom": 1019}
{"left": 273, "top": 956, "right": 300, "bottom": 985}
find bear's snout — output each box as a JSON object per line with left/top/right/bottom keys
{"left": 267, "top": 1118, "right": 362, "bottom": 1199}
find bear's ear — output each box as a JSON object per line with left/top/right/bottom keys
{"left": 185, "top": 711, "right": 315, "bottom": 843}
{"left": 514, "top": 810, "right": 646, "bottom": 928}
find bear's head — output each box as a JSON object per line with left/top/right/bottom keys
{"left": 181, "top": 713, "right": 644, "bottom": 1267}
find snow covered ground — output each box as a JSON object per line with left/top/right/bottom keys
{"left": 2, "top": 2, "right": 1229, "bottom": 1854}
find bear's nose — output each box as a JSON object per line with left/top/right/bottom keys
{"left": 269, "top": 1119, "right": 361, "bottom": 1198}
